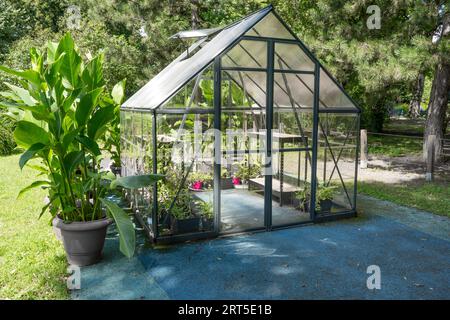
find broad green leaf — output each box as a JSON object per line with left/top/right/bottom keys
{"left": 61, "top": 127, "right": 81, "bottom": 151}
{"left": 75, "top": 88, "right": 103, "bottom": 126}
{"left": 19, "top": 143, "right": 47, "bottom": 169}
{"left": 14, "top": 121, "right": 49, "bottom": 148}
{"left": 1, "top": 100, "right": 50, "bottom": 121}
{"left": 63, "top": 150, "right": 84, "bottom": 175}
{"left": 87, "top": 104, "right": 115, "bottom": 140}
{"left": 62, "top": 87, "right": 82, "bottom": 112}
{"left": 26, "top": 164, "right": 48, "bottom": 173}
{"left": 0, "top": 66, "right": 41, "bottom": 87}
{"left": 75, "top": 135, "right": 101, "bottom": 156}
{"left": 82, "top": 54, "right": 105, "bottom": 91}
{"left": 39, "top": 196, "right": 56, "bottom": 219}
{"left": 101, "top": 198, "right": 135, "bottom": 258}
{"left": 4, "top": 83, "right": 37, "bottom": 106}
{"left": 56, "top": 33, "right": 82, "bottom": 87}
{"left": 17, "top": 180, "right": 50, "bottom": 199}
{"left": 111, "top": 174, "right": 164, "bottom": 189}
{"left": 111, "top": 79, "right": 126, "bottom": 105}
{"left": 46, "top": 42, "right": 59, "bottom": 63}
{"left": 30, "top": 48, "right": 43, "bottom": 73}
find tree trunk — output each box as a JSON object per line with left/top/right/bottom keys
{"left": 190, "top": 0, "right": 200, "bottom": 29}
{"left": 408, "top": 72, "right": 425, "bottom": 118}
{"left": 423, "top": 62, "right": 450, "bottom": 163}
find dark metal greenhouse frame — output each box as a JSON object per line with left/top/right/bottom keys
{"left": 121, "top": 5, "right": 361, "bottom": 244}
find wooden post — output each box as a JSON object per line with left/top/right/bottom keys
{"left": 426, "top": 134, "right": 435, "bottom": 182}
{"left": 360, "top": 129, "right": 368, "bottom": 169}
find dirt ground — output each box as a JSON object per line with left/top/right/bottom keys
{"left": 360, "top": 154, "right": 450, "bottom": 184}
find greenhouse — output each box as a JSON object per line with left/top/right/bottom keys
{"left": 120, "top": 5, "right": 361, "bottom": 243}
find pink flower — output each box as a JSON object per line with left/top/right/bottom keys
{"left": 192, "top": 181, "right": 203, "bottom": 190}
{"left": 232, "top": 177, "right": 241, "bottom": 185}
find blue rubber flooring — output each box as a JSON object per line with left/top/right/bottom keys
{"left": 72, "top": 195, "right": 450, "bottom": 300}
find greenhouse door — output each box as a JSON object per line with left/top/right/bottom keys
{"left": 270, "top": 40, "right": 316, "bottom": 228}
{"left": 217, "top": 45, "right": 269, "bottom": 234}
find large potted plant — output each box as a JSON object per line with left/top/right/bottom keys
{"left": 0, "top": 33, "right": 163, "bottom": 266}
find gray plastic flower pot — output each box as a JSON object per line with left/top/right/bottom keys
{"left": 53, "top": 216, "right": 112, "bottom": 266}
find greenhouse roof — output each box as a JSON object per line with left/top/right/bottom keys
{"left": 122, "top": 5, "right": 360, "bottom": 112}
{"left": 122, "top": 6, "right": 272, "bottom": 110}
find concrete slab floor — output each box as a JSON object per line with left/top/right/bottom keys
{"left": 72, "top": 195, "right": 450, "bottom": 300}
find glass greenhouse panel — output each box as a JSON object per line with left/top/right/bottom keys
{"left": 220, "top": 111, "right": 267, "bottom": 233}
{"left": 245, "top": 12, "right": 295, "bottom": 40}
{"left": 155, "top": 113, "right": 216, "bottom": 237}
{"left": 271, "top": 149, "right": 312, "bottom": 226}
{"left": 222, "top": 40, "right": 267, "bottom": 68}
{"left": 119, "top": 110, "right": 128, "bottom": 175}
{"left": 160, "top": 64, "right": 215, "bottom": 110}
{"left": 273, "top": 108, "right": 313, "bottom": 151}
{"left": 319, "top": 68, "right": 359, "bottom": 111}
{"left": 273, "top": 73, "right": 314, "bottom": 110}
{"left": 223, "top": 70, "right": 267, "bottom": 108}
{"left": 316, "top": 113, "right": 358, "bottom": 214}
{"left": 274, "top": 43, "right": 314, "bottom": 72}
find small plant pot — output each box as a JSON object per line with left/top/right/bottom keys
{"left": 233, "top": 177, "right": 243, "bottom": 185}
{"left": 171, "top": 217, "right": 201, "bottom": 234}
{"left": 189, "top": 181, "right": 207, "bottom": 192}
{"left": 319, "top": 199, "right": 333, "bottom": 213}
{"left": 201, "top": 217, "right": 214, "bottom": 231}
{"left": 160, "top": 212, "right": 173, "bottom": 229}
{"left": 221, "top": 177, "right": 234, "bottom": 189}
{"left": 53, "top": 216, "right": 112, "bottom": 266}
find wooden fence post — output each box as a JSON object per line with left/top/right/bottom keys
{"left": 425, "top": 134, "right": 435, "bottom": 182}
{"left": 360, "top": 129, "right": 368, "bottom": 169}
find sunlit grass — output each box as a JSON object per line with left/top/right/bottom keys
{"left": 0, "top": 154, "right": 69, "bottom": 299}
{"left": 359, "top": 180, "right": 450, "bottom": 217}
{"left": 368, "top": 135, "right": 422, "bottom": 157}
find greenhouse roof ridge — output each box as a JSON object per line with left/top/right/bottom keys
{"left": 122, "top": 5, "right": 273, "bottom": 110}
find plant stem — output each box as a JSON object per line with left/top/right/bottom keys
{"left": 45, "top": 157, "right": 66, "bottom": 220}
{"left": 58, "top": 155, "right": 80, "bottom": 220}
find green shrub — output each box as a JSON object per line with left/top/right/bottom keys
{"left": 0, "top": 117, "right": 16, "bottom": 155}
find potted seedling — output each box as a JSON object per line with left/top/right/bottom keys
{"left": 294, "top": 186, "right": 310, "bottom": 212}
{"left": 188, "top": 172, "right": 212, "bottom": 191}
{"left": 221, "top": 168, "right": 234, "bottom": 189}
{"left": 198, "top": 200, "right": 214, "bottom": 231}
{"left": 169, "top": 191, "right": 201, "bottom": 234}
{"left": 316, "top": 184, "right": 337, "bottom": 213}
{"left": 0, "top": 33, "right": 165, "bottom": 266}
{"left": 235, "top": 160, "right": 261, "bottom": 185}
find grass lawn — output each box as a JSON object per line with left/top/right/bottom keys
{"left": 0, "top": 154, "right": 69, "bottom": 299}
{"left": 359, "top": 180, "right": 450, "bottom": 217}
{"left": 367, "top": 134, "right": 423, "bottom": 157}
